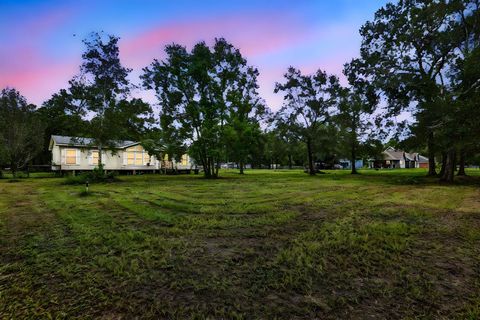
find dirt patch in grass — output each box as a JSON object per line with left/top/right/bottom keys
{"left": 1, "top": 187, "right": 58, "bottom": 243}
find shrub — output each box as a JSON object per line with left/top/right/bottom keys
{"left": 63, "top": 168, "right": 118, "bottom": 185}
{"left": 64, "top": 174, "right": 88, "bottom": 185}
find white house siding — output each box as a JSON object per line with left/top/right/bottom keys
{"left": 51, "top": 145, "right": 62, "bottom": 166}
{"left": 49, "top": 135, "right": 194, "bottom": 173}
{"left": 52, "top": 145, "right": 192, "bottom": 171}
{"left": 176, "top": 154, "right": 192, "bottom": 170}
{"left": 52, "top": 146, "right": 159, "bottom": 172}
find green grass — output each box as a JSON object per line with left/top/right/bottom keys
{"left": 1, "top": 169, "right": 479, "bottom": 319}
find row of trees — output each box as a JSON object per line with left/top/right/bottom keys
{"left": 1, "top": 0, "right": 478, "bottom": 181}
{"left": 359, "top": 0, "right": 480, "bottom": 182}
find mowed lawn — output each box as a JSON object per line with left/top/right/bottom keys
{"left": 1, "top": 170, "right": 479, "bottom": 319}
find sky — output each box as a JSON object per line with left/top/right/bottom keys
{"left": 0, "top": 0, "right": 390, "bottom": 111}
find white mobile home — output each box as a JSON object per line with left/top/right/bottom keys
{"left": 49, "top": 135, "right": 193, "bottom": 174}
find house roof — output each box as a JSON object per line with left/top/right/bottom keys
{"left": 50, "top": 135, "right": 138, "bottom": 149}
{"left": 382, "top": 147, "right": 428, "bottom": 162}
{"left": 416, "top": 154, "right": 429, "bottom": 163}
{"left": 383, "top": 148, "right": 405, "bottom": 161}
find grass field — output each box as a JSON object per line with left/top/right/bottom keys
{"left": 1, "top": 169, "right": 479, "bottom": 319}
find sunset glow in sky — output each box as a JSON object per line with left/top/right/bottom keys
{"left": 0, "top": 0, "right": 389, "bottom": 110}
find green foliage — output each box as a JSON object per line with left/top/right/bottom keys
{"left": 335, "top": 59, "right": 379, "bottom": 174}
{"left": 274, "top": 67, "right": 341, "bottom": 175}
{"left": 142, "top": 38, "right": 265, "bottom": 178}
{"left": 360, "top": 0, "right": 480, "bottom": 180}
{"left": 223, "top": 62, "right": 267, "bottom": 174}
{"left": 0, "top": 88, "right": 44, "bottom": 176}
{"left": 63, "top": 167, "right": 118, "bottom": 185}
{"left": 51, "top": 32, "right": 153, "bottom": 166}
{"left": 35, "top": 89, "right": 87, "bottom": 164}
{"left": 265, "top": 117, "right": 305, "bottom": 168}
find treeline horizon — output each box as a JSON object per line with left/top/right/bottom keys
{"left": 0, "top": 0, "right": 479, "bottom": 182}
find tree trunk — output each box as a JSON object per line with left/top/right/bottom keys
{"left": 457, "top": 149, "right": 466, "bottom": 176}
{"left": 98, "top": 146, "right": 102, "bottom": 166}
{"left": 288, "top": 154, "right": 293, "bottom": 170}
{"left": 203, "top": 157, "right": 218, "bottom": 179}
{"left": 239, "top": 160, "right": 244, "bottom": 174}
{"left": 427, "top": 131, "right": 437, "bottom": 176}
{"left": 202, "top": 157, "right": 210, "bottom": 178}
{"left": 214, "top": 159, "right": 219, "bottom": 177}
{"left": 439, "top": 151, "right": 447, "bottom": 177}
{"left": 208, "top": 157, "right": 213, "bottom": 178}
{"left": 350, "top": 139, "right": 358, "bottom": 175}
{"left": 98, "top": 145, "right": 104, "bottom": 175}
{"left": 306, "top": 138, "right": 315, "bottom": 175}
{"left": 10, "top": 161, "right": 17, "bottom": 178}
{"left": 440, "top": 148, "right": 455, "bottom": 183}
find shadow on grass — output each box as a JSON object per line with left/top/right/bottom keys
{"left": 308, "top": 169, "right": 480, "bottom": 187}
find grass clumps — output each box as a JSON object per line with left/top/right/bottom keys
{"left": 0, "top": 169, "right": 479, "bottom": 318}
{"left": 275, "top": 213, "right": 415, "bottom": 290}
{"left": 64, "top": 167, "right": 118, "bottom": 185}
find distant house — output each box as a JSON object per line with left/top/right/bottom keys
{"left": 416, "top": 154, "right": 429, "bottom": 169}
{"left": 368, "top": 147, "right": 429, "bottom": 169}
{"left": 49, "top": 135, "right": 193, "bottom": 174}
{"left": 339, "top": 159, "right": 364, "bottom": 170}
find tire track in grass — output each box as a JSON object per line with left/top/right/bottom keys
{"left": 0, "top": 182, "right": 83, "bottom": 318}
{"left": 38, "top": 185, "right": 193, "bottom": 318}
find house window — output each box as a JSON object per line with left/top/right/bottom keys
{"left": 91, "top": 150, "right": 99, "bottom": 165}
{"left": 181, "top": 154, "right": 188, "bottom": 165}
{"left": 135, "top": 154, "right": 143, "bottom": 165}
{"left": 66, "top": 149, "right": 77, "bottom": 165}
{"left": 126, "top": 146, "right": 145, "bottom": 165}
{"left": 127, "top": 150, "right": 135, "bottom": 165}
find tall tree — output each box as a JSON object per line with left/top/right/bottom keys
{"left": 224, "top": 65, "right": 267, "bottom": 174}
{"left": 63, "top": 33, "right": 152, "bottom": 169}
{"left": 35, "top": 89, "right": 87, "bottom": 164}
{"left": 115, "top": 98, "right": 155, "bottom": 142}
{"left": 142, "top": 114, "right": 188, "bottom": 173}
{"left": 336, "top": 59, "right": 379, "bottom": 174}
{"left": 274, "top": 67, "right": 340, "bottom": 175}
{"left": 76, "top": 32, "right": 131, "bottom": 166}
{"left": 142, "top": 38, "right": 260, "bottom": 178}
{"left": 273, "top": 118, "right": 304, "bottom": 169}
{"left": 359, "top": 0, "right": 458, "bottom": 176}
{"left": 0, "top": 88, "right": 44, "bottom": 177}
{"left": 442, "top": 0, "right": 480, "bottom": 180}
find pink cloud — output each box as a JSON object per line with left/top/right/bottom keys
{"left": 120, "top": 12, "right": 314, "bottom": 69}
{"left": 25, "top": 9, "right": 75, "bottom": 37}
{"left": 0, "top": 5, "right": 82, "bottom": 104}
{"left": 298, "top": 54, "right": 355, "bottom": 85}
{"left": 0, "top": 7, "right": 359, "bottom": 108}
{"left": 0, "top": 61, "right": 79, "bottom": 105}
{"left": 258, "top": 52, "right": 356, "bottom": 112}
{"left": 5, "top": 5, "right": 78, "bottom": 39}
